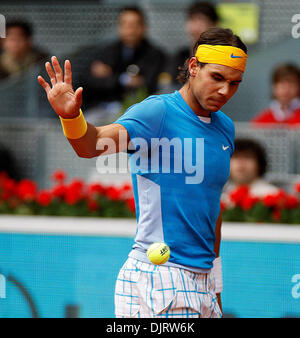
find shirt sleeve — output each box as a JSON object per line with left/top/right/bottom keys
{"left": 112, "top": 95, "right": 166, "bottom": 152}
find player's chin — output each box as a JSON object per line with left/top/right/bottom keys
{"left": 205, "top": 100, "right": 224, "bottom": 112}
{"left": 207, "top": 98, "right": 227, "bottom": 111}
{"left": 206, "top": 103, "right": 222, "bottom": 112}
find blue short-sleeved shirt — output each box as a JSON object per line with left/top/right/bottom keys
{"left": 113, "top": 90, "right": 235, "bottom": 271}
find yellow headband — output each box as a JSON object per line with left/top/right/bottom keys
{"left": 195, "top": 44, "right": 247, "bottom": 72}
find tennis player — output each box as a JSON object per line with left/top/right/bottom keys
{"left": 38, "top": 27, "right": 247, "bottom": 318}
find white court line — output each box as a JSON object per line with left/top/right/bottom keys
{"left": 222, "top": 223, "right": 300, "bottom": 243}
{"left": 0, "top": 216, "right": 137, "bottom": 237}
{"left": 0, "top": 216, "right": 299, "bottom": 243}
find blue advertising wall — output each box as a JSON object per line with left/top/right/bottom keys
{"left": 0, "top": 231, "right": 300, "bottom": 318}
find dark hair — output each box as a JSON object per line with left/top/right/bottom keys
{"left": 176, "top": 27, "right": 248, "bottom": 84}
{"left": 233, "top": 139, "right": 267, "bottom": 177}
{"left": 187, "top": 1, "right": 219, "bottom": 24}
{"left": 6, "top": 19, "right": 33, "bottom": 38}
{"left": 119, "top": 6, "right": 146, "bottom": 25}
{"left": 272, "top": 63, "right": 300, "bottom": 84}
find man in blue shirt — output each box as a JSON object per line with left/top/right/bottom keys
{"left": 38, "top": 27, "right": 247, "bottom": 318}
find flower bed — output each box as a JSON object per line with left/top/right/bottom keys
{"left": 0, "top": 170, "right": 135, "bottom": 218}
{"left": 222, "top": 185, "right": 300, "bottom": 224}
{"left": 2, "top": 169, "right": 300, "bottom": 224}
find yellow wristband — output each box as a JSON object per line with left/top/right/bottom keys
{"left": 59, "top": 109, "right": 88, "bottom": 139}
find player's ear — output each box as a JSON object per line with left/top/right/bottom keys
{"left": 189, "top": 57, "right": 199, "bottom": 78}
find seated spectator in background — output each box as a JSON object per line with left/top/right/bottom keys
{"left": 78, "top": 6, "right": 165, "bottom": 124}
{"left": 252, "top": 63, "right": 300, "bottom": 126}
{"left": 0, "top": 145, "right": 20, "bottom": 181}
{"left": 0, "top": 19, "right": 48, "bottom": 82}
{"left": 222, "top": 139, "right": 278, "bottom": 201}
{"left": 170, "top": 1, "right": 219, "bottom": 84}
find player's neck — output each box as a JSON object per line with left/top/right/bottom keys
{"left": 179, "top": 86, "right": 211, "bottom": 118}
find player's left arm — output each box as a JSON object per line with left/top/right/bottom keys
{"left": 214, "top": 211, "right": 223, "bottom": 315}
{"left": 214, "top": 211, "right": 222, "bottom": 256}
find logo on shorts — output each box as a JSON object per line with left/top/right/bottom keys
{"left": 222, "top": 145, "right": 230, "bottom": 151}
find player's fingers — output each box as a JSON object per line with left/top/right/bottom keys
{"left": 64, "top": 60, "right": 72, "bottom": 85}
{"left": 37, "top": 76, "right": 51, "bottom": 94}
{"left": 45, "top": 61, "right": 57, "bottom": 86}
{"left": 51, "top": 56, "right": 64, "bottom": 82}
{"left": 74, "top": 87, "right": 83, "bottom": 106}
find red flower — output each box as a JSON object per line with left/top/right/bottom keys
{"left": 88, "top": 183, "right": 106, "bottom": 196}
{"left": 68, "top": 179, "right": 85, "bottom": 192}
{"left": 120, "top": 183, "right": 132, "bottom": 192}
{"left": 241, "top": 195, "right": 260, "bottom": 211}
{"left": 262, "top": 190, "right": 286, "bottom": 208}
{"left": 119, "top": 183, "right": 133, "bottom": 199}
{"left": 1, "top": 177, "right": 16, "bottom": 200}
{"left": 36, "top": 190, "right": 52, "bottom": 206}
{"left": 283, "top": 194, "right": 299, "bottom": 209}
{"left": 51, "top": 184, "right": 67, "bottom": 199}
{"left": 106, "top": 186, "right": 121, "bottom": 201}
{"left": 294, "top": 182, "right": 300, "bottom": 194}
{"left": 64, "top": 179, "right": 85, "bottom": 205}
{"left": 87, "top": 198, "right": 99, "bottom": 212}
{"left": 17, "top": 179, "right": 37, "bottom": 201}
{"left": 262, "top": 194, "right": 277, "bottom": 208}
{"left": 229, "top": 185, "right": 250, "bottom": 206}
{"left": 51, "top": 169, "right": 67, "bottom": 183}
{"left": 126, "top": 197, "right": 136, "bottom": 213}
{"left": 65, "top": 191, "right": 81, "bottom": 206}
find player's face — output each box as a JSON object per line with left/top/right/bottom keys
{"left": 230, "top": 152, "right": 259, "bottom": 185}
{"left": 189, "top": 59, "right": 243, "bottom": 114}
{"left": 118, "top": 11, "right": 146, "bottom": 48}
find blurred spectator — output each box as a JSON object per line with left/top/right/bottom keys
{"left": 77, "top": 6, "right": 165, "bottom": 124}
{"left": 0, "top": 145, "right": 21, "bottom": 181}
{"left": 0, "top": 19, "right": 48, "bottom": 82}
{"left": 222, "top": 139, "right": 278, "bottom": 201}
{"left": 252, "top": 63, "right": 300, "bottom": 126}
{"left": 170, "top": 1, "right": 219, "bottom": 84}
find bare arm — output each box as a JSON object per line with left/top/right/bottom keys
{"left": 214, "top": 211, "right": 222, "bottom": 257}
{"left": 38, "top": 56, "right": 129, "bottom": 158}
{"left": 66, "top": 122, "right": 129, "bottom": 158}
{"left": 214, "top": 211, "right": 223, "bottom": 315}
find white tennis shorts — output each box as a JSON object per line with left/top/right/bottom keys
{"left": 114, "top": 257, "right": 222, "bottom": 318}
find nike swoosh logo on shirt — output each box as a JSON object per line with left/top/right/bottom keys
{"left": 222, "top": 145, "right": 230, "bottom": 150}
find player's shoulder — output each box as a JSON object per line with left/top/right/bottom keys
{"left": 213, "top": 110, "right": 235, "bottom": 136}
{"left": 122, "top": 94, "right": 167, "bottom": 121}
{"left": 130, "top": 93, "right": 168, "bottom": 111}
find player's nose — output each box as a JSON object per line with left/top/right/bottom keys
{"left": 217, "top": 83, "right": 230, "bottom": 97}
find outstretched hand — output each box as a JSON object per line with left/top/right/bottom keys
{"left": 38, "top": 56, "right": 83, "bottom": 119}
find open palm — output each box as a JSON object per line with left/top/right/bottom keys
{"left": 38, "top": 56, "right": 83, "bottom": 119}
